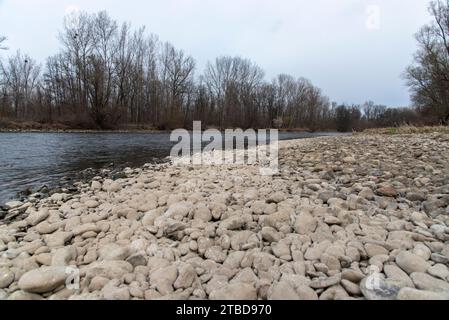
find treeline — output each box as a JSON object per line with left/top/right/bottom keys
{"left": 0, "top": 3, "right": 447, "bottom": 132}
{"left": 0, "top": 11, "right": 334, "bottom": 130}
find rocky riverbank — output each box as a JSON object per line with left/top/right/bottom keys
{"left": 1, "top": 133, "right": 449, "bottom": 300}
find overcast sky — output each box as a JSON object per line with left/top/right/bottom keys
{"left": 0, "top": 0, "right": 433, "bottom": 107}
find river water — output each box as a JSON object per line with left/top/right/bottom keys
{"left": 0, "top": 131, "right": 346, "bottom": 205}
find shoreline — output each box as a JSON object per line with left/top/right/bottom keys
{"left": 0, "top": 132, "right": 350, "bottom": 209}
{"left": 0, "top": 132, "right": 448, "bottom": 300}
{"left": 0, "top": 129, "right": 332, "bottom": 134}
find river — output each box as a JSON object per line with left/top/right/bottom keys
{"left": 0, "top": 131, "right": 347, "bottom": 205}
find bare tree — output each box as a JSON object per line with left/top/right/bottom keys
{"left": 0, "top": 51, "right": 41, "bottom": 119}
{"left": 0, "top": 36, "right": 7, "bottom": 50}
{"left": 204, "top": 56, "right": 264, "bottom": 128}
{"left": 405, "top": 0, "right": 449, "bottom": 124}
{"left": 2, "top": 9, "right": 412, "bottom": 131}
{"left": 160, "top": 42, "right": 195, "bottom": 128}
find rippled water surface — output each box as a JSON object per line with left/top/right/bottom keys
{"left": 0, "top": 131, "right": 346, "bottom": 204}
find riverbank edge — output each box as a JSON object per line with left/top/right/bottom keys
{"left": 1, "top": 130, "right": 432, "bottom": 221}
{"left": 0, "top": 134, "right": 324, "bottom": 221}
{"left": 0, "top": 128, "right": 332, "bottom": 134}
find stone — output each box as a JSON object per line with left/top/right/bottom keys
{"left": 44, "top": 232, "right": 73, "bottom": 248}
{"left": 7, "top": 290, "right": 43, "bottom": 300}
{"left": 261, "top": 227, "right": 282, "bottom": 243}
{"left": 89, "top": 276, "right": 109, "bottom": 292}
{"left": 410, "top": 272, "right": 449, "bottom": 292}
{"left": 36, "top": 221, "right": 61, "bottom": 235}
{"left": 383, "top": 264, "right": 414, "bottom": 288}
{"left": 204, "top": 246, "right": 227, "bottom": 263}
{"left": 428, "top": 264, "right": 449, "bottom": 280}
{"left": 85, "top": 200, "right": 100, "bottom": 208}
{"left": 150, "top": 266, "right": 178, "bottom": 296}
{"left": 359, "top": 188, "right": 375, "bottom": 201}
{"left": 365, "top": 244, "right": 389, "bottom": 258}
{"left": 91, "top": 181, "right": 102, "bottom": 190}
{"left": 194, "top": 204, "right": 212, "bottom": 222}
{"left": 320, "top": 253, "right": 341, "bottom": 271}
{"left": 406, "top": 192, "right": 426, "bottom": 202}
{"left": 294, "top": 212, "right": 318, "bottom": 235}
{"left": 126, "top": 253, "right": 148, "bottom": 267}
{"left": 318, "top": 191, "right": 334, "bottom": 203}
{"left": 431, "top": 253, "right": 449, "bottom": 264}
{"left": 18, "top": 267, "right": 68, "bottom": 293}
{"left": 104, "top": 181, "right": 121, "bottom": 193}
{"left": 268, "top": 281, "right": 300, "bottom": 300}
{"left": 5, "top": 201, "right": 23, "bottom": 209}
{"left": 26, "top": 209, "right": 50, "bottom": 226}
{"left": 395, "top": 251, "right": 430, "bottom": 274}
{"left": 142, "top": 211, "right": 159, "bottom": 226}
{"left": 51, "top": 193, "right": 66, "bottom": 202}
{"left": 174, "top": 264, "right": 196, "bottom": 290}
{"left": 99, "top": 244, "right": 131, "bottom": 261}
{"left": 71, "top": 223, "right": 100, "bottom": 236}
{"left": 272, "top": 242, "right": 290, "bottom": 259}
{"left": 231, "top": 268, "right": 258, "bottom": 285}
{"left": 397, "top": 287, "right": 449, "bottom": 300}
{"left": 412, "top": 243, "right": 431, "bottom": 261}
{"left": 102, "top": 283, "right": 130, "bottom": 300}
{"left": 165, "top": 202, "right": 192, "bottom": 218}
{"left": 85, "top": 261, "right": 134, "bottom": 279}
{"left": 251, "top": 201, "right": 267, "bottom": 215}
{"left": 304, "top": 241, "right": 331, "bottom": 261}
{"left": 0, "top": 268, "right": 15, "bottom": 289}
{"left": 209, "top": 283, "right": 257, "bottom": 300}
{"left": 341, "top": 279, "right": 362, "bottom": 296}
{"left": 324, "top": 215, "right": 341, "bottom": 225}
{"left": 376, "top": 186, "right": 398, "bottom": 198}
{"left": 267, "top": 192, "right": 286, "bottom": 204}
{"left": 51, "top": 246, "right": 77, "bottom": 266}
{"left": 360, "top": 276, "right": 401, "bottom": 300}
{"left": 296, "top": 285, "right": 319, "bottom": 300}
{"left": 219, "top": 216, "right": 246, "bottom": 231}
{"left": 341, "top": 269, "right": 365, "bottom": 283}
{"left": 310, "top": 275, "right": 341, "bottom": 289}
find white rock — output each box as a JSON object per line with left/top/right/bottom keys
{"left": 85, "top": 261, "right": 134, "bottom": 279}
{"left": 174, "top": 264, "right": 196, "bottom": 289}
{"left": 397, "top": 287, "right": 449, "bottom": 300}
{"left": 0, "top": 268, "right": 15, "bottom": 289}
{"left": 26, "top": 209, "right": 50, "bottom": 226}
{"left": 395, "top": 251, "right": 430, "bottom": 274}
{"left": 102, "top": 283, "right": 130, "bottom": 300}
{"left": 268, "top": 281, "right": 300, "bottom": 300}
{"left": 428, "top": 264, "right": 449, "bottom": 280}
{"left": 5, "top": 201, "right": 23, "bottom": 209}
{"left": 91, "top": 181, "right": 102, "bottom": 191}
{"left": 51, "top": 246, "right": 77, "bottom": 266}
{"left": 150, "top": 266, "right": 178, "bottom": 296}
{"left": 294, "top": 212, "right": 317, "bottom": 235}
{"left": 18, "top": 267, "right": 68, "bottom": 293}
{"left": 209, "top": 283, "right": 257, "bottom": 300}
{"left": 99, "top": 244, "right": 131, "bottom": 261}
{"left": 410, "top": 272, "right": 449, "bottom": 292}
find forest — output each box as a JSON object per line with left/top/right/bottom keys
{"left": 0, "top": 0, "right": 448, "bottom": 132}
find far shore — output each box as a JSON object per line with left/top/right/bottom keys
{"left": 0, "top": 127, "right": 337, "bottom": 134}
